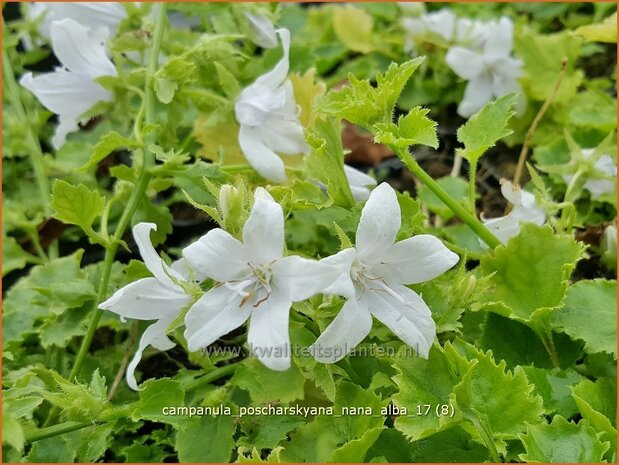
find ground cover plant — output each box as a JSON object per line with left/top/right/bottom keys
{"left": 2, "top": 2, "right": 617, "bottom": 463}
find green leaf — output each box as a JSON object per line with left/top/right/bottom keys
{"left": 231, "top": 358, "right": 305, "bottom": 404}
{"left": 332, "top": 5, "right": 375, "bottom": 53}
{"left": 450, "top": 342, "right": 544, "bottom": 442}
{"left": 238, "top": 415, "right": 306, "bottom": 451}
{"left": 456, "top": 93, "right": 517, "bottom": 164}
{"left": 331, "top": 426, "right": 383, "bottom": 462}
{"left": 305, "top": 117, "right": 355, "bottom": 208}
{"left": 2, "top": 235, "right": 37, "bottom": 277}
{"left": 523, "top": 366, "right": 583, "bottom": 418}
{"left": 2, "top": 413, "right": 25, "bottom": 453}
{"left": 574, "top": 12, "right": 617, "bottom": 43}
{"left": 478, "top": 224, "right": 584, "bottom": 330}
{"left": 214, "top": 62, "right": 240, "bottom": 98}
{"left": 132, "top": 379, "right": 185, "bottom": 426}
{"left": 155, "top": 77, "right": 178, "bottom": 104}
{"left": 319, "top": 58, "right": 424, "bottom": 130}
{"left": 554, "top": 279, "right": 617, "bottom": 357}
{"left": 373, "top": 107, "right": 439, "bottom": 149}
{"left": 50, "top": 180, "right": 107, "bottom": 244}
{"left": 175, "top": 416, "right": 235, "bottom": 462}
{"left": 405, "top": 427, "right": 490, "bottom": 462}
{"left": 392, "top": 345, "right": 464, "bottom": 441}
{"left": 519, "top": 416, "right": 609, "bottom": 462}
{"left": 571, "top": 378, "right": 617, "bottom": 460}
{"left": 80, "top": 131, "right": 139, "bottom": 170}
{"left": 71, "top": 422, "right": 115, "bottom": 462}
{"left": 515, "top": 30, "right": 583, "bottom": 103}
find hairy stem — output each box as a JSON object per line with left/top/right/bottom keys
{"left": 468, "top": 161, "right": 478, "bottom": 212}
{"left": 395, "top": 149, "right": 501, "bottom": 248}
{"left": 470, "top": 416, "right": 502, "bottom": 462}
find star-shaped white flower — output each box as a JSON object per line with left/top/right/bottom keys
{"left": 28, "top": 2, "right": 127, "bottom": 39}
{"left": 482, "top": 180, "right": 546, "bottom": 245}
{"left": 563, "top": 148, "right": 617, "bottom": 199}
{"left": 234, "top": 28, "right": 309, "bottom": 183}
{"left": 311, "top": 183, "right": 459, "bottom": 363}
{"left": 20, "top": 19, "right": 117, "bottom": 148}
{"left": 446, "top": 16, "right": 523, "bottom": 117}
{"left": 100, "top": 223, "right": 199, "bottom": 390}
{"left": 403, "top": 9, "right": 488, "bottom": 49}
{"left": 344, "top": 165, "right": 377, "bottom": 202}
{"left": 182, "top": 188, "right": 340, "bottom": 370}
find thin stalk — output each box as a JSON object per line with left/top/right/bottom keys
{"left": 540, "top": 330, "right": 560, "bottom": 368}
{"left": 395, "top": 149, "right": 501, "bottom": 248}
{"left": 3, "top": 46, "right": 58, "bottom": 258}
{"left": 513, "top": 58, "right": 568, "bottom": 186}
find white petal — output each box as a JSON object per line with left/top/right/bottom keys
{"left": 344, "top": 165, "right": 376, "bottom": 202}
{"left": 247, "top": 290, "right": 292, "bottom": 370}
{"left": 238, "top": 125, "right": 287, "bottom": 182}
{"left": 446, "top": 47, "right": 484, "bottom": 80}
{"left": 363, "top": 284, "right": 436, "bottom": 358}
{"left": 310, "top": 298, "right": 373, "bottom": 363}
{"left": 372, "top": 235, "right": 459, "bottom": 285}
{"left": 19, "top": 69, "right": 111, "bottom": 119}
{"left": 585, "top": 179, "right": 615, "bottom": 199}
{"left": 99, "top": 277, "right": 189, "bottom": 320}
{"left": 49, "top": 2, "right": 127, "bottom": 36}
{"left": 457, "top": 74, "right": 494, "bottom": 118}
{"left": 133, "top": 223, "right": 182, "bottom": 286}
{"left": 184, "top": 286, "right": 251, "bottom": 351}
{"left": 356, "top": 183, "right": 401, "bottom": 263}
{"left": 245, "top": 12, "right": 278, "bottom": 49}
{"left": 319, "top": 248, "right": 357, "bottom": 298}
{"left": 595, "top": 155, "right": 617, "bottom": 177}
{"left": 52, "top": 115, "right": 79, "bottom": 149}
{"left": 243, "top": 192, "right": 284, "bottom": 264}
{"left": 500, "top": 181, "right": 523, "bottom": 206}
{"left": 482, "top": 214, "right": 520, "bottom": 245}
{"left": 483, "top": 17, "right": 513, "bottom": 61}
{"left": 126, "top": 316, "right": 176, "bottom": 391}
{"left": 182, "top": 229, "right": 250, "bottom": 282}
{"left": 253, "top": 28, "right": 291, "bottom": 89}
{"left": 272, "top": 255, "right": 346, "bottom": 302}
{"left": 259, "top": 116, "right": 309, "bottom": 156}
{"left": 50, "top": 19, "right": 117, "bottom": 78}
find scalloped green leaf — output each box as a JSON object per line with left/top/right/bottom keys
{"left": 478, "top": 224, "right": 584, "bottom": 330}
{"left": 519, "top": 416, "right": 609, "bottom": 462}
{"left": 554, "top": 279, "right": 617, "bottom": 357}
{"left": 456, "top": 93, "right": 517, "bottom": 164}
{"left": 319, "top": 58, "right": 424, "bottom": 129}
{"left": 373, "top": 107, "right": 438, "bottom": 149}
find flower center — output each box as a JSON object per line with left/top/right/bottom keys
{"left": 225, "top": 262, "right": 274, "bottom": 309}
{"left": 350, "top": 259, "right": 404, "bottom": 304}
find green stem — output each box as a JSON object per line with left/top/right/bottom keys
{"left": 27, "top": 362, "right": 240, "bottom": 443}
{"left": 3, "top": 45, "right": 57, "bottom": 258}
{"left": 395, "top": 149, "right": 501, "bottom": 248}
{"left": 68, "top": 2, "right": 168, "bottom": 383}
{"left": 468, "top": 161, "right": 478, "bottom": 212}
{"left": 541, "top": 330, "right": 560, "bottom": 368}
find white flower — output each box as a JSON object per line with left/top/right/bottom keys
{"left": 344, "top": 165, "right": 377, "bottom": 202}
{"left": 310, "top": 183, "right": 459, "bottom": 363}
{"left": 20, "top": 19, "right": 117, "bottom": 149}
{"left": 563, "top": 149, "right": 617, "bottom": 199}
{"left": 100, "top": 223, "right": 199, "bottom": 390}
{"left": 402, "top": 9, "right": 488, "bottom": 51}
{"left": 234, "top": 28, "right": 309, "bottom": 183}
{"left": 482, "top": 180, "right": 546, "bottom": 245}
{"left": 244, "top": 12, "right": 278, "bottom": 49}
{"left": 446, "top": 17, "right": 523, "bottom": 118}
{"left": 182, "top": 188, "right": 340, "bottom": 370}
{"left": 27, "top": 2, "right": 127, "bottom": 39}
